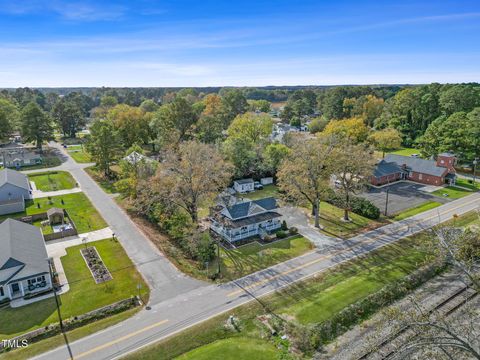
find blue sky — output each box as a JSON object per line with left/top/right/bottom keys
{"left": 1, "top": 0, "right": 480, "bottom": 87}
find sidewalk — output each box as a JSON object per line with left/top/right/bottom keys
{"left": 32, "top": 187, "right": 83, "bottom": 199}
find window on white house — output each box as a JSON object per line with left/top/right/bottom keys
{"left": 28, "top": 278, "right": 37, "bottom": 285}
{"left": 0, "top": 286, "right": 4, "bottom": 297}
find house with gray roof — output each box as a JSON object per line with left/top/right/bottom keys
{"left": 0, "top": 168, "right": 33, "bottom": 215}
{"left": 371, "top": 153, "right": 457, "bottom": 186}
{"left": 209, "top": 197, "right": 282, "bottom": 242}
{"left": 0, "top": 147, "right": 42, "bottom": 169}
{"left": 0, "top": 219, "right": 52, "bottom": 304}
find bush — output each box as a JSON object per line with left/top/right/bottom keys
{"left": 281, "top": 220, "right": 288, "bottom": 231}
{"left": 289, "top": 227, "right": 298, "bottom": 235}
{"left": 276, "top": 230, "right": 288, "bottom": 239}
{"left": 327, "top": 193, "right": 380, "bottom": 219}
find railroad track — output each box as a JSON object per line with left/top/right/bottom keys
{"left": 355, "top": 285, "right": 478, "bottom": 360}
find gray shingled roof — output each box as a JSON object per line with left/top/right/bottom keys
{"left": 0, "top": 219, "right": 49, "bottom": 285}
{"left": 234, "top": 178, "right": 254, "bottom": 185}
{"left": 384, "top": 154, "right": 447, "bottom": 177}
{"left": 373, "top": 160, "right": 402, "bottom": 177}
{"left": 225, "top": 197, "right": 278, "bottom": 220}
{"left": 0, "top": 168, "right": 31, "bottom": 191}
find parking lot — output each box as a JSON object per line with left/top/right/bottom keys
{"left": 360, "top": 182, "right": 450, "bottom": 216}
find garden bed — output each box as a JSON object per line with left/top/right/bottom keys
{"left": 81, "top": 246, "right": 113, "bottom": 284}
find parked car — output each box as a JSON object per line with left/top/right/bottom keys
{"left": 410, "top": 154, "right": 420, "bottom": 158}
{"left": 254, "top": 181, "right": 264, "bottom": 190}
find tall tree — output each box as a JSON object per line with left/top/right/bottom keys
{"left": 331, "top": 142, "right": 376, "bottom": 221}
{"left": 153, "top": 141, "right": 233, "bottom": 223}
{"left": 220, "top": 89, "right": 248, "bottom": 126}
{"left": 107, "top": 104, "right": 151, "bottom": 149}
{"left": 322, "top": 116, "right": 369, "bottom": 143}
{"left": 20, "top": 102, "right": 53, "bottom": 150}
{"left": 150, "top": 97, "right": 198, "bottom": 149}
{"left": 278, "top": 138, "right": 335, "bottom": 228}
{"left": 51, "top": 98, "right": 85, "bottom": 138}
{"left": 0, "top": 98, "right": 17, "bottom": 142}
{"left": 86, "top": 120, "right": 123, "bottom": 177}
{"left": 368, "top": 128, "right": 402, "bottom": 158}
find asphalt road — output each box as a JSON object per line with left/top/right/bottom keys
{"left": 30, "top": 147, "right": 480, "bottom": 360}
{"left": 23, "top": 143, "right": 204, "bottom": 305}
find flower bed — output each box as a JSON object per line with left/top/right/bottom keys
{"left": 80, "top": 246, "right": 113, "bottom": 284}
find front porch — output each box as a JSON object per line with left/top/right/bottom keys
{"left": 4, "top": 274, "right": 52, "bottom": 303}
{"left": 210, "top": 219, "right": 282, "bottom": 243}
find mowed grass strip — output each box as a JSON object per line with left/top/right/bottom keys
{"left": 432, "top": 186, "right": 473, "bottom": 199}
{"left": 210, "top": 235, "right": 314, "bottom": 280}
{"left": 0, "top": 239, "right": 148, "bottom": 339}
{"left": 177, "top": 337, "right": 279, "bottom": 360}
{"left": 393, "top": 201, "right": 442, "bottom": 221}
{"left": 28, "top": 171, "right": 76, "bottom": 191}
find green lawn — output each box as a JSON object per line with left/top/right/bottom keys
{"left": 432, "top": 186, "right": 473, "bottom": 199}
{"left": 0, "top": 192, "right": 107, "bottom": 234}
{"left": 209, "top": 235, "right": 313, "bottom": 280}
{"left": 454, "top": 178, "right": 479, "bottom": 191}
{"left": 393, "top": 201, "right": 442, "bottom": 221}
{"left": 0, "top": 239, "right": 148, "bottom": 339}
{"left": 243, "top": 184, "right": 279, "bottom": 200}
{"left": 312, "top": 202, "right": 383, "bottom": 238}
{"left": 67, "top": 145, "right": 91, "bottom": 163}
{"left": 28, "top": 171, "right": 77, "bottom": 192}
{"left": 177, "top": 338, "right": 278, "bottom": 360}
{"left": 389, "top": 147, "right": 422, "bottom": 157}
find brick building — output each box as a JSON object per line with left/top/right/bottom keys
{"left": 371, "top": 153, "right": 457, "bottom": 186}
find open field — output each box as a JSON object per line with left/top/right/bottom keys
{"left": 241, "top": 184, "right": 279, "bottom": 200}
{"left": 0, "top": 192, "right": 107, "bottom": 233}
{"left": 393, "top": 201, "right": 442, "bottom": 221}
{"left": 28, "top": 171, "right": 76, "bottom": 191}
{"left": 388, "top": 147, "right": 422, "bottom": 157}
{"left": 210, "top": 235, "right": 313, "bottom": 280}
{"left": 0, "top": 239, "right": 148, "bottom": 339}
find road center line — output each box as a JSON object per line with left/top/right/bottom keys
{"left": 72, "top": 319, "right": 169, "bottom": 360}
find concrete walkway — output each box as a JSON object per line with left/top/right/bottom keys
{"left": 32, "top": 187, "right": 82, "bottom": 199}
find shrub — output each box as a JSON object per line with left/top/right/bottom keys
{"left": 327, "top": 193, "right": 380, "bottom": 219}
{"left": 289, "top": 227, "right": 298, "bottom": 235}
{"left": 276, "top": 230, "right": 288, "bottom": 239}
{"left": 281, "top": 220, "right": 288, "bottom": 231}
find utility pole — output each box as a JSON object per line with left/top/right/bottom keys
{"left": 48, "top": 258, "right": 64, "bottom": 332}
{"left": 473, "top": 158, "right": 478, "bottom": 185}
{"left": 384, "top": 186, "right": 390, "bottom": 217}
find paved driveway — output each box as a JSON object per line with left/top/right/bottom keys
{"left": 277, "top": 206, "right": 339, "bottom": 249}
{"left": 360, "top": 182, "right": 450, "bottom": 216}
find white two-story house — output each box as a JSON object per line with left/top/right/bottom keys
{"left": 209, "top": 197, "right": 282, "bottom": 243}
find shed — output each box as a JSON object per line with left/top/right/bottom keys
{"left": 47, "top": 208, "right": 64, "bottom": 225}
{"left": 260, "top": 177, "right": 273, "bottom": 185}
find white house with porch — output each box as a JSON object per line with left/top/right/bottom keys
{"left": 0, "top": 219, "right": 53, "bottom": 305}
{"left": 209, "top": 197, "right": 282, "bottom": 243}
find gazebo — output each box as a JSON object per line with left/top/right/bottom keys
{"left": 47, "top": 208, "right": 64, "bottom": 225}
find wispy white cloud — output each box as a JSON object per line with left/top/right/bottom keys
{"left": 0, "top": 0, "right": 127, "bottom": 21}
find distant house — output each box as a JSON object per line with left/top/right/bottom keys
{"left": 371, "top": 153, "right": 457, "bottom": 186}
{"left": 0, "top": 219, "right": 53, "bottom": 304}
{"left": 123, "top": 151, "right": 153, "bottom": 165}
{"left": 233, "top": 179, "right": 255, "bottom": 193}
{"left": 209, "top": 197, "right": 282, "bottom": 242}
{"left": 0, "top": 169, "right": 33, "bottom": 215}
{"left": 0, "top": 147, "right": 42, "bottom": 169}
